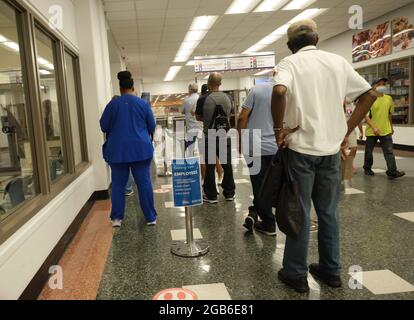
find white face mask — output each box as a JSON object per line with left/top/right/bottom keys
{"left": 376, "top": 86, "right": 388, "bottom": 94}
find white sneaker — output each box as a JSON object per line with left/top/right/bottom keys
{"left": 147, "top": 220, "right": 157, "bottom": 226}
{"left": 125, "top": 190, "right": 134, "bottom": 197}
{"left": 111, "top": 219, "right": 122, "bottom": 228}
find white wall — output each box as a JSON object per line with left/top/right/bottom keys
{"left": 320, "top": 2, "right": 414, "bottom": 67}
{"left": 0, "top": 0, "right": 113, "bottom": 299}
{"left": 319, "top": 2, "right": 414, "bottom": 146}
{"left": 22, "top": 0, "right": 78, "bottom": 49}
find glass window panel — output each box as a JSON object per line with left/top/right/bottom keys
{"left": 34, "top": 27, "right": 65, "bottom": 181}
{"left": 0, "top": 2, "right": 38, "bottom": 220}
{"left": 64, "top": 52, "right": 83, "bottom": 166}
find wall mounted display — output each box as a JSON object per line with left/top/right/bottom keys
{"left": 370, "top": 21, "right": 392, "bottom": 58}
{"left": 392, "top": 17, "right": 414, "bottom": 52}
{"left": 352, "top": 29, "right": 371, "bottom": 63}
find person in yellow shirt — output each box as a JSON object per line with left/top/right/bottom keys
{"left": 364, "top": 78, "right": 405, "bottom": 179}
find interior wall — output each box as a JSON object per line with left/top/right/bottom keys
{"left": 0, "top": 0, "right": 113, "bottom": 299}
{"left": 319, "top": 2, "right": 414, "bottom": 146}
{"left": 22, "top": 0, "right": 78, "bottom": 49}
{"left": 319, "top": 2, "right": 414, "bottom": 66}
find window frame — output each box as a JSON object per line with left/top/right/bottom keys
{"left": 0, "top": 0, "right": 90, "bottom": 245}
{"left": 62, "top": 48, "right": 89, "bottom": 169}
{"left": 33, "top": 23, "right": 71, "bottom": 184}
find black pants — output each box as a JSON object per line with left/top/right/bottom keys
{"left": 247, "top": 155, "right": 276, "bottom": 227}
{"left": 364, "top": 135, "right": 397, "bottom": 175}
{"left": 204, "top": 137, "right": 235, "bottom": 200}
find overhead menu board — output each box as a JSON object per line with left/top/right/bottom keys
{"left": 194, "top": 53, "right": 275, "bottom": 74}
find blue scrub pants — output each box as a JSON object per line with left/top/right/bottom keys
{"left": 110, "top": 159, "right": 157, "bottom": 223}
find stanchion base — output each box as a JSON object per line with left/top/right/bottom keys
{"left": 171, "top": 240, "right": 209, "bottom": 258}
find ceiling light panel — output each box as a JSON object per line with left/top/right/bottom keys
{"left": 173, "top": 15, "right": 218, "bottom": 64}
{"left": 282, "top": 0, "right": 317, "bottom": 10}
{"left": 164, "top": 66, "right": 182, "bottom": 82}
{"left": 243, "top": 8, "right": 327, "bottom": 53}
{"left": 226, "top": 0, "right": 262, "bottom": 14}
{"left": 254, "top": 0, "right": 290, "bottom": 13}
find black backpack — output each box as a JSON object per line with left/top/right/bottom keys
{"left": 209, "top": 104, "right": 231, "bottom": 132}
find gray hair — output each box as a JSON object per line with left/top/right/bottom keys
{"left": 189, "top": 83, "right": 198, "bottom": 93}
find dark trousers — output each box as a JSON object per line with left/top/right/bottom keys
{"left": 283, "top": 149, "right": 341, "bottom": 278}
{"left": 247, "top": 155, "right": 276, "bottom": 226}
{"left": 364, "top": 135, "right": 397, "bottom": 174}
{"left": 204, "top": 137, "right": 235, "bottom": 200}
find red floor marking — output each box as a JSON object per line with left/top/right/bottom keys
{"left": 153, "top": 288, "right": 198, "bottom": 300}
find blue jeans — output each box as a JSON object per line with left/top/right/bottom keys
{"left": 110, "top": 159, "right": 157, "bottom": 223}
{"left": 283, "top": 149, "right": 341, "bottom": 278}
{"left": 364, "top": 135, "right": 398, "bottom": 175}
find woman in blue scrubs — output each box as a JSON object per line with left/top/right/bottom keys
{"left": 100, "top": 71, "right": 157, "bottom": 228}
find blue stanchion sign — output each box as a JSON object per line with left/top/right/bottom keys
{"left": 172, "top": 157, "right": 202, "bottom": 208}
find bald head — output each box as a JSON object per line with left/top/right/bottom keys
{"left": 208, "top": 72, "right": 222, "bottom": 91}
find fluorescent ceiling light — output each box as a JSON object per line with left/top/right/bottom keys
{"left": 243, "top": 8, "right": 327, "bottom": 53}
{"left": 3, "top": 41, "right": 19, "bottom": 52}
{"left": 173, "top": 16, "right": 218, "bottom": 64}
{"left": 184, "top": 30, "right": 208, "bottom": 42}
{"left": 164, "top": 66, "right": 182, "bottom": 82}
{"left": 255, "top": 69, "right": 273, "bottom": 76}
{"left": 180, "top": 42, "right": 199, "bottom": 51}
{"left": 283, "top": 0, "right": 317, "bottom": 10}
{"left": 255, "top": 0, "right": 290, "bottom": 13}
{"left": 0, "top": 34, "right": 8, "bottom": 42}
{"left": 190, "top": 16, "right": 218, "bottom": 31}
{"left": 186, "top": 61, "right": 195, "bottom": 66}
{"left": 226, "top": 0, "right": 262, "bottom": 14}
{"left": 174, "top": 56, "right": 188, "bottom": 63}
{"left": 289, "top": 8, "right": 328, "bottom": 23}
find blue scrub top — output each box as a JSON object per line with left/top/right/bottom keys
{"left": 100, "top": 94, "right": 156, "bottom": 164}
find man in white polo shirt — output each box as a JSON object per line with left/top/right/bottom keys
{"left": 271, "top": 19, "right": 377, "bottom": 293}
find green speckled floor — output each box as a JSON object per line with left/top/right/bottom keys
{"left": 97, "top": 150, "right": 414, "bottom": 300}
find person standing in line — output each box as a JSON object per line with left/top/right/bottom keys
{"left": 181, "top": 83, "right": 200, "bottom": 154}
{"left": 271, "top": 19, "right": 377, "bottom": 293}
{"left": 238, "top": 78, "right": 278, "bottom": 236}
{"left": 343, "top": 99, "right": 364, "bottom": 184}
{"left": 100, "top": 71, "right": 158, "bottom": 228}
{"left": 364, "top": 78, "right": 405, "bottom": 179}
{"left": 197, "top": 83, "right": 224, "bottom": 185}
{"left": 110, "top": 94, "right": 135, "bottom": 197}
{"left": 196, "top": 73, "right": 236, "bottom": 204}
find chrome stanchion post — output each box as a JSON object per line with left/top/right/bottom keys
{"left": 171, "top": 206, "right": 209, "bottom": 257}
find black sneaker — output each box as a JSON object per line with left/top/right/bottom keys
{"left": 388, "top": 171, "right": 406, "bottom": 180}
{"left": 254, "top": 221, "right": 277, "bottom": 237}
{"left": 203, "top": 195, "right": 218, "bottom": 204}
{"left": 364, "top": 169, "right": 375, "bottom": 176}
{"left": 243, "top": 207, "right": 258, "bottom": 232}
{"left": 309, "top": 263, "right": 342, "bottom": 288}
{"left": 278, "top": 269, "right": 310, "bottom": 293}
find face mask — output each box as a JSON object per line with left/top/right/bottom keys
{"left": 376, "top": 86, "right": 388, "bottom": 94}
